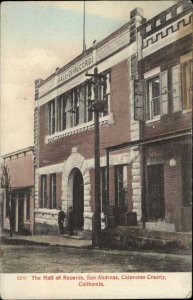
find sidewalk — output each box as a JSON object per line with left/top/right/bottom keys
{"left": 1, "top": 229, "right": 191, "bottom": 255}
{"left": 1, "top": 232, "right": 92, "bottom": 248}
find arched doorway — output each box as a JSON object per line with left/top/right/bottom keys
{"left": 68, "top": 168, "right": 84, "bottom": 229}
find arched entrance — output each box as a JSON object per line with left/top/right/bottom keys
{"left": 62, "top": 152, "right": 93, "bottom": 231}
{"left": 68, "top": 168, "right": 84, "bottom": 229}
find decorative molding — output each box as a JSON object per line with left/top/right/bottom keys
{"left": 180, "top": 51, "right": 193, "bottom": 63}
{"left": 144, "top": 67, "right": 160, "bottom": 79}
{"left": 57, "top": 54, "right": 94, "bottom": 85}
{"left": 45, "top": 116, "right": 109, "bottom": 144}
{"left": 2, "top": 146, "right": 34, "bottom": 160}
{"left": 142, "top": 14, "right": 192, "bottom": 49}
{"left": 37, "top": 163, "right": 64, "bottom": 175}
{"left": 96, "top": 29, "right": 130, "bottom": 63}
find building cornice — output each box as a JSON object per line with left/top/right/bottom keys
{"left": 2, "top": 146, "right": 34, "bottom": 160}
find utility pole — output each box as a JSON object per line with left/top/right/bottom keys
{"left": 82, "top": 1, "right": 86, "bottom": 52}
{"left": 86, "top": 66, "right": 106, "bottom": 247}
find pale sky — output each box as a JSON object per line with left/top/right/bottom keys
{"left": 0, "top": 1, "right": 176, "bottom": 156}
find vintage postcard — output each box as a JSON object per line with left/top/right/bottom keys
{"left": 0, "top": 1, "right": 192, "bottom": 299}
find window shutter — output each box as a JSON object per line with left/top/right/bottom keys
{"left": 106, "top": 73, "right": 110, "bottom": 94}
{"left": 161, "top": 70, "right": 168, "bottom": 115}
{"left": 134, "top": 79, "right": 145, "bottom": 121}
{"left": 172, "top": 65, "right": 181, "bottom": 112}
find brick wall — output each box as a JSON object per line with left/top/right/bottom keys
{"left": 139, "top": 34, "right": 192, "bottom": 139}
{"left": 38, "top": 59, "right": 131, "bottom": 167}
{"left": 164, "top": 160, "right": 182, "bottom": 224}
{"left": 6, "top": 154, "right": 34, "bottom": 188}
{"left": 139, "top": 34, "right": 192, "bottom": 74}
{"left": 145, "top": 141, "right": 186, "bottom": 225}
{"left": 143, "top": 112, "right": 192, "bottom": 139}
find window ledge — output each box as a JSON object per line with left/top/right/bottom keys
{"left": 45, "top": 115, "right": 110, "bottom": 144}
{"left": 24, "top": 220, "right": 31, "bottom": 224}
{"left": 183, "top": 108, "right": 192, "bottom": 114}
{"left": 145, "top": 116, "right": 161, "bottom": 124}
{"left": 34, "top": 208, "right": 58, "bottom": 215}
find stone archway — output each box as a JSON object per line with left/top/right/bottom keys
{"left": 61, "top": 152, "right": 93, "bottom": 231}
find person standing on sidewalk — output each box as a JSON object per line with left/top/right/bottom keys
{"left": 58, "top": 206, "right": 66, "bottom": 235}
{"left": 68, "top": 206, "right": 74, "bottom": 236}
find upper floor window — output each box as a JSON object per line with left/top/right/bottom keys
{"left": 47, "top": 70, "right": 111, "bottom": 135}
{"left": 134, "top": 62, "right": 192, "bottom": 122}
{"left": 85, "top": 81, "right": 94, "bottom": 122}
{"left": 48, "top": 100, "right": 55, "bottom": 134}
{"left": 69, "top": 88, "right": 80, "bottom": 127}
{"left": 50, "top": 173, "right": 56, "bottom": 209}
{"left": 181, "top": 60, "right": 193, "bottom": 110}
{"left": 57, "top": 95, "right": 67, "bottom": 131}
{"left": 100, "top": 73, "right": 110, "bottom": 117}
{"left": 147, "top": 75, "right": 160, "bottom": 120}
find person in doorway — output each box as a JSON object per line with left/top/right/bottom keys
{"left": 68, "top": 206, "right": 74, "bottom": 236}
{"left": 58, "top": 206, "right": 66, "bottom": 235}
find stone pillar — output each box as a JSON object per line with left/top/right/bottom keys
{"left": 128, "top": 8, "right": 144, "bottom": 221}
{"left": 34, "top": 169, "right": 39, "bottom": 209}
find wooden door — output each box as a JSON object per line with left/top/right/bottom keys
{"left": 73, "top": 169, "right": 84, "bottom": 229}
{"left": 147, "top": 164, "right": 165, "bottom": 221}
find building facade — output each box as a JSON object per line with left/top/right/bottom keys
{"left": 135, "top": 0, "right": 192, "bottom": 232}
{"left": 2, "top": 147, "right": 34, "bottom": 235}
{"left": 34, "top": 7, "right": 145, "bottom": 235}
{"left": 34, "top": 0, "right": 192, "bottom": 236}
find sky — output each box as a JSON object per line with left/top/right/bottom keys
{"left": 0, "top": 1, "right": 176, "bottom": 156}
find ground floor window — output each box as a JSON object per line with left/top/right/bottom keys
{"left": 50, "top": 173, "right": 56, "bottom": 209}
{"left": 5, "top": 191, "right": 11, "bottom": 217}
{"left": 100, "top": 167, "right": 108, "bottom": 212}
{"left": 40, "top": 175, "right": 47, "bottom": 208}
{"left": 115, "top": 165, "right": 127, "bottom": 207}
{"left": 26, "top": 194, "right": 30, "bottom": 220}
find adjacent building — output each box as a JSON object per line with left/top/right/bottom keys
{"left": 136, "top": 0, "right": 192, "bottom": 232}
{"left": 2, "top": 147, "right": 34, "bottom": 235}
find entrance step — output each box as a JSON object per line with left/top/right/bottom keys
{"left": 101, "top": 226, "right": 192, "bottom": 252}
{"left": 63, "top": 230, "right": 92, "bottom": 240}
{"left": 62, "top": 234, "right": 83, "bottom": 240}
